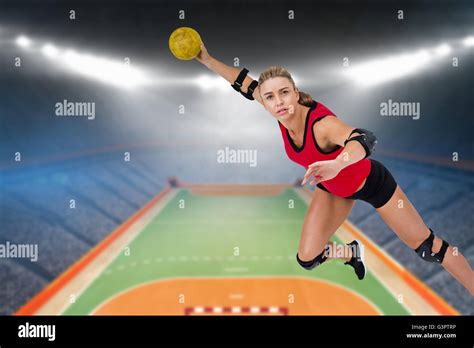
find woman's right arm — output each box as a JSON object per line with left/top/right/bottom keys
{"left": 195, "top": 43, "right": 264, "bottom": 106}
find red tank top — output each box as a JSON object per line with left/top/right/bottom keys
{"left": 278, "top": 100, "right": 371, "bottom": 197}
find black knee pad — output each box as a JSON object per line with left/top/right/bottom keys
{"left": 414, "top": 228, "right": 449, "bottom": 264}
{"left": 296, "top": 249, "right": 328, "bottom": 270}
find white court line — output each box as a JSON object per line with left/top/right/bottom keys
{"left": 223, "top": 267, "right": 249, "bottom": 273}
{"left": 103, "top": 254, "right": 296, "bottom": 275}
{"left": 151, "top": 219, "right": 302, "bottom": 224}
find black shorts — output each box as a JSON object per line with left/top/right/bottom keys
{"left": 316, "top": 159, "right": 398, "bottom": 209}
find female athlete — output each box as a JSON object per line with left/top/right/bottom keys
{"left": 196, "top": 42, "right": 473, "bottom": 295}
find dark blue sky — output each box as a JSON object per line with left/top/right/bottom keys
{"left": 1, "top": 0, "right": 473, "bottom": 165}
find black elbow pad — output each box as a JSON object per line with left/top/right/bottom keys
{"left": 231, "top": 68, "right": 258, "bottom": 100}
{"left": 343, "top": 128, "right": 377, "bottom": 158}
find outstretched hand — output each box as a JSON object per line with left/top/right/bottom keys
{"left": 301, "top": 159, "right": 343, "bottom": 186}
{"left": 195, "top": 42, "right": 211, "bottom": 65}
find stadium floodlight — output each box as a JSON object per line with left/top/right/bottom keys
{"left": 16, "top": 35, "right": 31, "bottom": 48}
{"left": 194, "top": 74, "right": 229, "bottom": 91}
{"left": 57, "top": 50, "right": 150, "bottom": 89}
{"left": 463, "top": 36, "right": 474, "bottom": 47}
{"left": 11, "top": 31, "right": 152, "bottom": 89}
{"left": 434, "top": 43, "right": 451, "bottom": 56}
{"left": 344, "top": 49, "right": 432, "bottom": 87}
{"left": 41, "top": 44, "right": 59, "bottom": 58}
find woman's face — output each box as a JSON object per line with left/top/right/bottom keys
{"left": 259, "top": 76, "right": 300, "bottom": 121}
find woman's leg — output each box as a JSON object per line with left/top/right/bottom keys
{"left": 298, "top": 186, "right": 356, "bottom": 263}
{"left": 376, "top": 185, "right": 474, "bottom": 295}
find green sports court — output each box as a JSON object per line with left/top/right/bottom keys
{"left": 16, "top": 182, "right": 457, "bottom": 316}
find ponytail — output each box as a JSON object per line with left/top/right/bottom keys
{"left": 297, "top": 91, "right": 314, "bottom": 107}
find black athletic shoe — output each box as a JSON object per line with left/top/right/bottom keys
{"left": 344, "top": 240, "right": 366, "bottom": 280}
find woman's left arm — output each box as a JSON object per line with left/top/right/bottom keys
{"left": 320, "top": 116, "right": 372, "bottom": 169}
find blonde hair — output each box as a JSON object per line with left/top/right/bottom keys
{"left": 258, "top": 66, "right": 313, "bottom": 107}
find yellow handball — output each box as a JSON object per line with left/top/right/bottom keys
{"left": 168, "top": 27, "right": 202, "bottom": 60}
